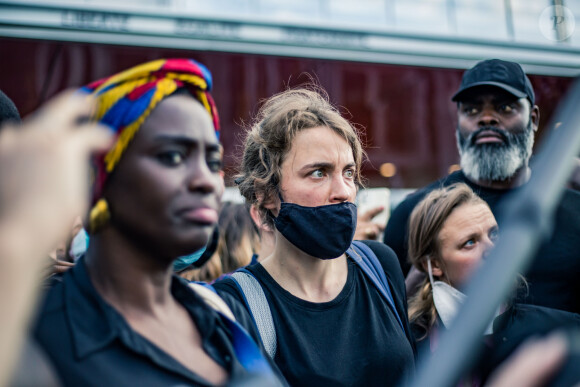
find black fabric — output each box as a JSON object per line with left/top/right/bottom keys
{"left": 274, "top": 201, "right": 357, "bottom": 259}
{"left": 0, "top": 89, "right": 20, "bottom": 126}
{"left": 411, "top": 303, "right": 580, "bottom": 384}
{"left": 478, "top": 303, "right": 580, "bottom": 382}
{"left": 383, "top": 170, "right": 580, "bottom": 314}
{"left": 33, "top": 257, "right": 283, "bottom": 387}
{"left": 451, "top": 59, "right": 535, "bottom": 104}
{"left": 214, "top": 240, "right": 415, "bottom": 387}
{"left": 409, "top": 320, "right": 434, "bottom": 358}
{"left": 192, "top": 226, "right": 220, "bottom": 269}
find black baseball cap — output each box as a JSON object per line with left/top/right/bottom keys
{"left": 452, "top": 59, "right": 535, "bottom": 105}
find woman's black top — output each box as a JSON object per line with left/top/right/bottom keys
{"left": 214, "top": 240, "right": 416, "bottom": 387}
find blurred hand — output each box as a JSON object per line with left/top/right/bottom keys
{"left": 0, "top": 91, "right": 112, "bottom": 256}
{"left": 354, "top": 205, "right": 385, "bottom": 240}
{"left": 0, "top": 90, "right": 111, "bottom": 386}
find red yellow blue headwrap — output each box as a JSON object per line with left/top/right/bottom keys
{"left": 82, "top": 58, "right": 220, "bottom": 233}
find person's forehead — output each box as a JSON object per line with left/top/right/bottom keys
{"left": 455, "top": 86, "right": 520, "bottom": 105}
{"left": 284, "top": 126, "right": 354, "bottom": 168}
{"left": 138, "top": 95, "right": 217, "bottom": 143}
{"left": 439, "top": 203, "right": 495, "bottom": 239}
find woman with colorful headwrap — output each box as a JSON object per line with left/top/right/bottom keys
{"left": 33, "top": 59, "right": 283, "bottom": 386}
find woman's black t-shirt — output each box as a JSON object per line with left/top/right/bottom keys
{"left": 214, "top": 241, "right": 415, "bottom": 387}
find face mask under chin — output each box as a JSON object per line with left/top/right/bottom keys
{"left": 427, "top": 258, "right": 499, "bottom": 334}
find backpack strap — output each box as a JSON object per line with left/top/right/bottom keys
{"left": 230, "top": 270, "right": 277, "bottom": 359}
{"left": 188, "top": 282, "right": 236, "bottom": 321}
{"left": 347, "top": 241, "right": 405, "bottom": 332}
{"left": 188, "top": 281, "right": 275, "bottom": 377}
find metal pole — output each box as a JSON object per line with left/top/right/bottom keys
{"left": 553, "top": 0, "right": 570, "bottom": 43}
{"left": 504, "top": 0, "right": 515, "bottom": 40}
{"left": 409, "top": 76, "right": 580, "bottom": 387}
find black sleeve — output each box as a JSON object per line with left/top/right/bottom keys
{"left": 360, "top": 240, "right": 417, "bottom": 357}
{"left": 383, "top": 198, "right": 414, "bottom": 275}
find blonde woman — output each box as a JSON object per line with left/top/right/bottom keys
{"left": 215, "top": 88, "right": 415, "bottom": 386}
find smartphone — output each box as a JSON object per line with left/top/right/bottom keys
{"left": 356, "top": 188, "right": 390, "bottom": 240}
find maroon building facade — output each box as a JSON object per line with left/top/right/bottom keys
{"left": 0, "top": 37, "right": 573, "bottom": 188}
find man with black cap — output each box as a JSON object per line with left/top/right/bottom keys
{"left": 383, "top": 58, "right": 580, "bottom": 314}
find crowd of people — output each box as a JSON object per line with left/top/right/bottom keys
{"left": 0, "top": 56, "right": 579, "bottom": 386}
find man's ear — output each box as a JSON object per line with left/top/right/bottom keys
{"left": 531, "top": 104, "right": 540, "bottom": 132}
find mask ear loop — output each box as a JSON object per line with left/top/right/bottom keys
{"left": 427, "top": 257, "right": 436, "bottom": 286}
{"left": 263, "top": 188, "right": 285, "bottom": 219}
{"left": 277, "top": 190, "right": 285, "bottom": 203}
{"left": 266, "top": 190, "right": 285, "bottom": 222}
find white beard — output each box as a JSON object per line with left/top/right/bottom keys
{"left": 457, "top": 124, "right": 534, "bottom": 182}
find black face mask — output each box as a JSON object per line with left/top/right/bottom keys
{"left": 273, "top": 199, "right": 358, "bottom": 260}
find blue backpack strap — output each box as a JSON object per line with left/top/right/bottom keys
{"left": 188, "top": 282, "right": 275, "bottom": 376}
{"left": 219, "top": 312, "right": 276, "bottom": 377}
{"left": 347, "top": 241, "right": 405, "bottom": 332}
{"left": 230, "top": 270, "right": 277, "bottom": 359}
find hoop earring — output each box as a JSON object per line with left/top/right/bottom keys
{"left": 89, "top": 198, "right": 111, "bottom": 234}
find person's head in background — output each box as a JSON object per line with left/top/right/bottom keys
{"left": 180, "top": 202, "right": 260, "bottom": 282}
{"left": 407, "top": 183, "right": 498, "bottom": 339}
{"left": 0, "top": 90, "right": 20, "bottom": 126}
{"left": 453, "top": 59, "right": 539, "bottom": 189}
